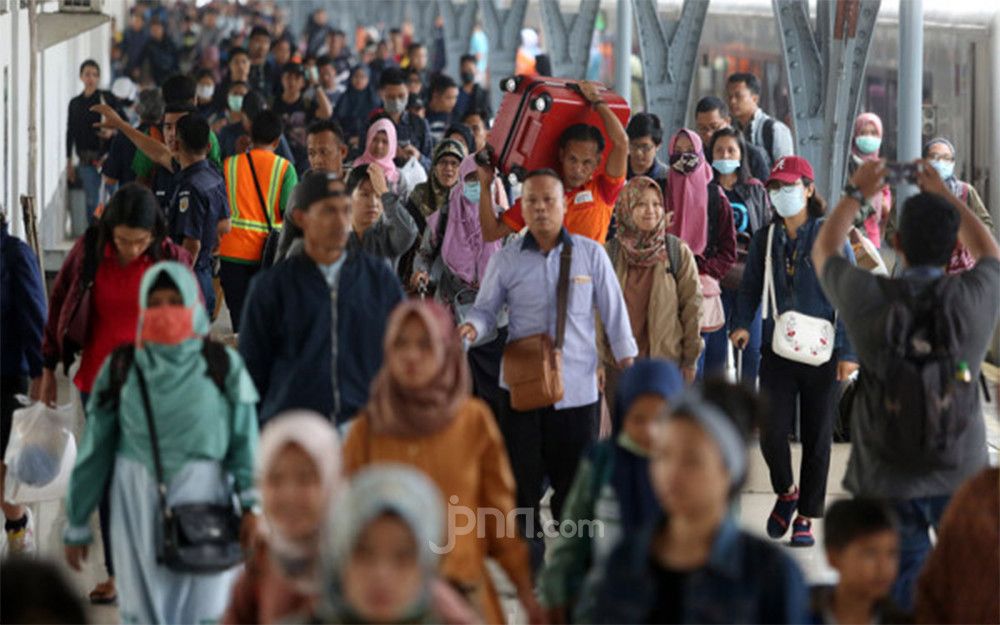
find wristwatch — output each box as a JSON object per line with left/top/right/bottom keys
{"left": 843, "top": 183, "right": 865, "bottom": 205}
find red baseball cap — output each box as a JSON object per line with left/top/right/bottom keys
{"left": 766, "top": 155, "right": 815, "bottom": 185}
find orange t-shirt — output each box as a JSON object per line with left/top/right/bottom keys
{"left": 501, "top": 172, "right": 625, "bottom": 244}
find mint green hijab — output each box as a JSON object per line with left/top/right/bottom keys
{"left": 133, "top": 261, "right": 256, "bottom": 406}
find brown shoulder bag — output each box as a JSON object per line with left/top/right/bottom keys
{"left": 502, "top": 242, "right": 572, "bottom": 411}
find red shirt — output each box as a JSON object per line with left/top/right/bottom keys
{"left": 501, "top": 172, "right": 625, "bottom": 244}
{"left": 74, "top": 244, "right": 154, "bottom": 393}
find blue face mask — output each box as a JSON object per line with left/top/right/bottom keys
{"left": 931, "top": 159, "right": 955, "bottom": 180}
{"left": 854, "top": 135, "right": 881, "bottom": 154}
{"left": 712, "top": 159, "right": 740, "bottom": 175}
{"left": 769, "top": 185, "right": 806, "bottom": 219}
{"left": 463, "top": 181, "right": 481, "bottom": 204}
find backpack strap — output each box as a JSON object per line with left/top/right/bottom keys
{"left": 98, "top": 344, "right": 137, "bottom": 410}
{"left": 665, "top": 234, "right": 682, "bottom": 278}
{"left": 201, "top": 339, "right": 231, "bottom": 395}
{"left": 762, "top": 118, "right": 776, "bottom": 163}
{"left": 704, "top": 183, "right": 721, "bottom": 258}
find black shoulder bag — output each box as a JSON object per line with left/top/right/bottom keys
{"left": 134, "top": 363, "right": 244, "bottom": 573}
{"left": 246, "top": 150, "right": 282, "bottom": 268}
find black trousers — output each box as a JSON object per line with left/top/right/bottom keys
{"left": 467, "top": 327, "right": 507, "bottom": 424}
{"left": 758, "top": 346, "right": 839, "bottom": 518}
{"left": 497, "top": 393, "right": 598, "bottom": 572}
{"left": 219, "top": 260, "right": 260, "bottom": 333}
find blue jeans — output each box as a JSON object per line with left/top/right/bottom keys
{"left": 698, "top": 288, "right": 762, "bottom": 384}
{"left": 890, "top": 495, "right": 951, "bottom": 611}
{"left": 77, "top": 163, "right": 102, "bottom": 226}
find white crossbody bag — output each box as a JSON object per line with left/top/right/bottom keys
{"left": 761, "top": 224, "right": 835, "bottom": 366}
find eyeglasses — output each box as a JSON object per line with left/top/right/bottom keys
{"left": 629, "top": 143, "right": 656, "bottom": 155}
{"left": 927, "top": 155, "right": 954, "bottom": 163}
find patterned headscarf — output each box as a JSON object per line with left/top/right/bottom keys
{"left": 613, "top": 176, "right": 669, "bottom": 267}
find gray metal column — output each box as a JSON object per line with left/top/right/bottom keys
{"left": 614, "top": 0, "right": 633, "bottom": 106}
{"left": 538, "top": 0, "right": 600, "bottom": 79}
{"left": 632, "top": 0, "right": 709, "bottom": 152}
{"left": 774, "top": 0, "right": 880, "bottom": 204}
{"left": 896, "top": 0, "right": 923, "bottom": 209}
{"left": 479, "top": 0, "right": 529, "bottom": 114}
{"left": 408, "top": 0, "right": 440, "bottom": 48}
{"left": 440, "top": 0, "right": 479, "bottom": 79}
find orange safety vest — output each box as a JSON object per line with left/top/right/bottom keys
{"left": 219, "top": 149, "right": 292, "bottom": 264}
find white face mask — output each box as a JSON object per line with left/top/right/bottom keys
{"left": 197, "top": 84, "right": 215, "bottom": 101}
{"left": 769, "top": 185, "right": 806, "bottom": 218}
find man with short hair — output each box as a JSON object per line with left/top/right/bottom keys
{"left": 218, "top": 110, "right": 298, "bottom": 331}
{"left": 275, "top": 120, "right": 350, "bottom": 261}
{"left": 455, "top": 53, "right": 491, "bottom": 120}
{"left": 247, "top": 26, "right": 276, "bottom": 97}
{"left": 459, "top": 169, "right": 637, "bottom": 569}
{"left": 273, "top": 62, "right": 333, "bottom": 174}
{"left": 694, "top": 96, "right": 771, "bottom": 182}
{"left": 217, "top": 90, "right": 295, "bottom": 163}
{"left": 813, "top": 159, "right": 1000, "bottom": 611}
{"left": 460, "top": 108, "right": 490, "bottom": 153}
{"left": 406, "top": 42, "right": 430, "bottom": 87}
{"left": 425, "top": 73, "right": 459, "bottom": 144}
{"left": 726, "top": 73, "right": 795, "bottom": 167}
{"left": 478, "top": 81, "right": 628, "bottom": 245}
{"left": 240, "top": 171, "right": 404, "bottom": 425}
{"left": 169, "top": 114, "right": 231, "bottom": 314}
{"left": 66, "top": 60, "right": 122, "bottom": 224}
{"left": 345, "top": 163, "right": 417, "bottom": 270}
{"left": 373, "top": 67, "right": 434, "bottom": 171}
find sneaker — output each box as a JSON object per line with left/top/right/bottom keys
{"left": 5, "top": 510, "right": 36, "bottom": 555}
{"left": 766, "top": 486, "right": 800, "bottom": 539}
{"left": 790, "top": 516, "right": 815, "bottom": 547}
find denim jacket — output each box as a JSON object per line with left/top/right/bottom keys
{"left": 586, "top": 514, "right": 809, "bottom": 624}
{"left": 734, "top": 217, "right": 857, "bottom": 362}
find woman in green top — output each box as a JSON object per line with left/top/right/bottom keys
{"left": 538, "top": 359, "right": 685, "bottom": 623}
{"left": 63, "top": 261, "right": 260, "bottom": 624}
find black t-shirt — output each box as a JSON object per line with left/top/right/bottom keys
{"left": 647, "top": 559, "right": 691, "bottom": 624}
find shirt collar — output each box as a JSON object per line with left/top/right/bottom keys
{"left": 704, "top": 514, "right": 744, "bottom": 579}
{"left": 181, "top": 158, "right": 210, "bottom": 176}
{"left": 316, "top": 253, "right": 347, "bottom": 289}
{"left": 521, "top": 227, "right": 572, "bottom": 253}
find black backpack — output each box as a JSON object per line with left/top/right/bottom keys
{"left": 856, "top": 276, "right": 977, "bottom": 470}
{"left": 98, "top": 340, "right": 231, "bottom": 411}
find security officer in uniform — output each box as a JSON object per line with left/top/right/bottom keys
{"left": 169, "top": 113, "right": 231, "bottom": 316}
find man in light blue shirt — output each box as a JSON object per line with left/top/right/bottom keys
{"left": 460, "top": 168, "right": 637, "bottom": 570}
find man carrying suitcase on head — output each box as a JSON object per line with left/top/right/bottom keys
{"left": 477, "top": 81, "right": 629, "bottom": 245}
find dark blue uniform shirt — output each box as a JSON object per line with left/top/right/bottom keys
{"left": 169, "top": 159, "right": 229, "bottom": 274}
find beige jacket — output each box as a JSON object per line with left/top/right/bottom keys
{"left": 599, "top": 235, "right": 703, "bottom": 368}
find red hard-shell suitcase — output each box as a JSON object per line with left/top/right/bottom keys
{"left": 486, "top": 75, "right": 631, "bottom": 182}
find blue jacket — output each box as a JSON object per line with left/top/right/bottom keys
{"left": 1, "top": 223, "right": 47, "bottom": 379}
{"left": 735, "top": 217, "right": 857, "bottom": 361}
{"left": 587, "top": 514, "right": 809, "bottom": 624}
{"left": 239, "top": 250, "right": 404, "bottom": 425}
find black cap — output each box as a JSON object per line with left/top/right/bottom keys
{"left": 292, "top": 171, "right": 346, "bottom": 211}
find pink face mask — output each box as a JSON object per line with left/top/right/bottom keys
{"left": 140, "top": 306, "right": 194, "bottom": 345}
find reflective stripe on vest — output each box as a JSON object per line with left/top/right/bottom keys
{"left": 220, "top": 150, "right": 289, "bottom": 263}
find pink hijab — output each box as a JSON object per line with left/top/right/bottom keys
{"left": 353, "top": 118, "right": 400, "bottom": 183}
{"left": 851, "top": 112, "right": 883, "bottom": 161}
{"left": 433, "top": 155, "right": 505, "bottom": 286}
{"left": 666, "top": 129, "right": 712, "bottom": 255}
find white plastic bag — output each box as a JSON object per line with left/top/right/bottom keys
{"left": 397, "top": 156, "right": 428, "bottom": 199}
{"left": 3, "top": 398, "right": 77, "bottom": 504}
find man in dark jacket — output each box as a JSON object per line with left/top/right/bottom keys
{"left": 0, "top": 213, "right": 47, "bottom": 554}
{"left": 239, "top": 172, "right": 404, "bottom": 426}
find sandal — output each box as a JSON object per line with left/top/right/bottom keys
{"left": 89, "top": 579, "right": 117, "bottom": 605}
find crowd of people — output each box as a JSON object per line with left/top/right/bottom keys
{"left": 1, "top": 1, "right": 999, "bottom": 624}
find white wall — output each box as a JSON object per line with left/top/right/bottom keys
{"left": 1, "top": 2, "right": 115, "bottom": 249}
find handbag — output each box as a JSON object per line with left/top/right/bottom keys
{"left": 761, "top": 223, "right": 835, "bottom": 367}
{"left": 245, "top": 151, "right": 282, "bottom": 268}
{"left": 698, "top": 274, "right": 725, "bottom": 333}
{"left": 502, "top": 243, "right": 572, "bottom": 412}
{"left": 134, "top": 364, "right": 244, "bottom": 574}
